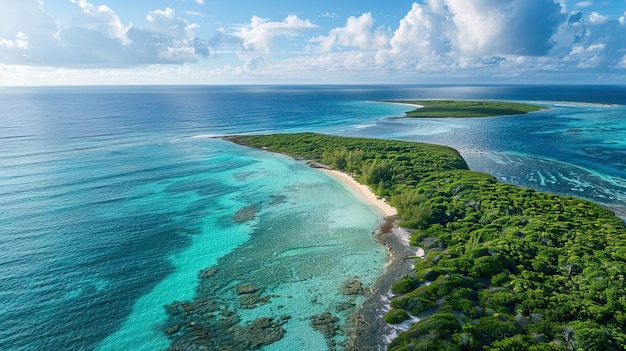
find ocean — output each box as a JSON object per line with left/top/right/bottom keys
{"left": 0, "top": 85, "right": 624, "bottom": 350}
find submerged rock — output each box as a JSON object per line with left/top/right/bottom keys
{"left": 310, "top": 312, "right": 340, "bottom": 349}
{"left": 310, "top": 311, "right": 340, "bottom": 338}
{"left": 167, "top": 314, "right": 287, "bottom": 351}
{"left": 269, "top": 195, "right": 287, "bottom": 205}
{"left": 236, "top": 283, "right": 258, "bottom": 294}
{"left": 336, "top": 302, "right": 356, "bottom": 311}
{"left": 220, "top": 315, "right": 240, "bottom": 328}
{"left": 238, "top": 292, "right": 271, "bottom": 309}
{"left": 341, "top": 278, "right": 364, "bottom": 295}
{"left": 198, "top": 267, "right": 216, "bottom": 279}
{"left": 234, "top": 283, "right": 271, "bottom": 308}
{"left": 232, "top": 205, "right": 259, "bottom": 223}
{"left": 164, "top": 324, "right": 180, "bottom": 335}
{"left": 232, "top": 317, "right": 286, "bottom": 349}
{"left": 164, "top": 301, "right": 196, "bottom": 316}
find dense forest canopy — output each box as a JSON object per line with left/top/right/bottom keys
{"left": 226, "top": 133, "right": 626, "bottom": 351}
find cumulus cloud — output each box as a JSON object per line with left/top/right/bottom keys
{"left": 232, "top": 15, "right": 317, "bottom": 52}
{"left": 449, "top": 0, "right": 563, "bottom": 56}
{"left": 588, "top": 11, "right": 609, "bottom": 24}
{"left": 348, "top": 0, "right": 623, "bottom": 78}
{"left": 309, "top": 13, "right": 391, "bottom": 51}
{"left": 619, "top": 12, "right": 626, "bottom": 25}
{"left": 0, "top": 31, "right": 29, "bottom": 49}
{"left": 554, "top": 9, "right": 626, "bottom": 70}
{"left": 133, "top": 8, "right": 206, "bottom": 62}
{"left": 144, "top": 8, "right": 196, "bottom": 40}
{"left": 70, "top": 0, "right": 130, "bottom": 45}
{"left": 567, "top": 43, "right": 605, "bottom": 67}
{"left": 374, "top": 0, "right": 563, "bottom": 72}
{"left": 0, "top": 0, "right": 208, "bottom": 67}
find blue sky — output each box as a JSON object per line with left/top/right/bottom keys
{"left": 1, "top": 0, "right": 625, "bottom": 85}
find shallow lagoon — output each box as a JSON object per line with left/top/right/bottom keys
{"left": 96, "top": 142, "right": 387, "bottom": 350}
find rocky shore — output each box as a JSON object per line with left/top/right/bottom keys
{"left": 345, "top": 217, "right": 418, "bottom": 351}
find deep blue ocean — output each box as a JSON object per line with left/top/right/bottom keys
{"left": 1, "top": 85, "right": 625, "bottom": 350}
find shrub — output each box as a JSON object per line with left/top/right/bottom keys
{"left": 384, "top": 309, "right": 411, "bottom": 324}
{"left": 391, "top": 276, "right": 421, "bottom": 294}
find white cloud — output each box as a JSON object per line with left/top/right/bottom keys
{"left": 588, "top": 11, "right": 609, "bottom": 24}
{"left": 553, "top": 10, "right": 626, "bottom": 70}
{"left": 0, "top": 1, "right": 208, "bottom": 67}
{"left": 449, "top": 0, "right": 563, "bottom": 56}
{"left": 586, "top": 43, "right": 605, "bottom": 51}
{"left": 310, "top": 13, "right": 391, "bottom": 52}
{"left": 446, "top": 1, "right": 506, "bottom": 55}
{"left": 566, "top": 43, "right": 606, "bottom": 67}
{"left": 145, "top": 8, "right": 196, "bottom": 39}
{"left": 131, "top": 7, "right": 208, "bottom": 63}
{"left": 70, "top": 0, "right": 130, "bottom": 45}
{"left": 376, "top": 2, "right": 448, "bottom": 64}
{"left": 619, "top": 12, "right": 626, "bottom": 25}
{"left": 195, "top": 0, "right": 205, "bottom": 4}
{"left": 0, "top": 1, "right": 64, "bottom": 65}
{"left": 0, "top": 31, "right": 29, "bottom": 49}
{"left": 233, "top": 15, "right": 317, "bottom": 52}
{"left": 315, "top": 0, "right": 623, "bottom": 80}
{"left": 375, "top": 0, "right": 563, "bottom": 69}
{"left": 574, "top": 1, "right": 593, "bottom": 7}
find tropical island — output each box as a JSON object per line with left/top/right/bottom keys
{"left": 383, "top": 100, "right": 546, "bottom": 118}
{"left": 225, "top": 132, "right": 626, "bottom": 351}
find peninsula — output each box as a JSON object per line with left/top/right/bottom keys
{"left": 384, "top": 99, "right": 546, "bottom": 118}
{"left": 226, "top": 132, "right": 626, "bottom": 351}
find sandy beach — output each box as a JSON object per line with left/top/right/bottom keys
{"left": 320, "top": 169, "right": 397, "bottom": 217}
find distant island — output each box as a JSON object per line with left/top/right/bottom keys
{"left": 383, "top": 100, "right": 546, "bottom": 118}
{"left": 226, "top": 132, "right": 626, "bottom": 351}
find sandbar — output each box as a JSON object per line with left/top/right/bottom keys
{"left": 320, "top": 169, "right": 397, "bottom": 217}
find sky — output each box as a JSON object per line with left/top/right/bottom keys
{"left": 1, "top": 0, "right": 625, "bottom": 85}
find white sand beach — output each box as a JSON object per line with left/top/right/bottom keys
{"left": 321, "top": 169, "right": 397, "bottom": 217}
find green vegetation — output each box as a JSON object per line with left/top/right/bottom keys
{"left": 226, "top": 133, "right": 626, "bottom": 351}
{"left": 385, "top": 309, "right": 412, "bottom": 324}
{"left": 226, "top": 133, "right": 468, "bottom": 199}
{"left": 385, "top": 100, "right": 546, "bottom": 118}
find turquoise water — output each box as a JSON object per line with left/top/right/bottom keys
{"left": 1, "top": 85, "right": 625, "bottom": 350}
{"left": 95, "top": 140, "right": 386, "bottom": 350}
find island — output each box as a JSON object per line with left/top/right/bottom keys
{"left": 225, "top": 132, "right": 626, "bottom": 351}
{"left": 383, "top": 100, "right": 546, "bottom": 118}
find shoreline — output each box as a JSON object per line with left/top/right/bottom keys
{"left": 318, "top": 168, "right": 398, "bottom": 218}
{"left": 314, "top": 166, "right": 417, "bottom": 350}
